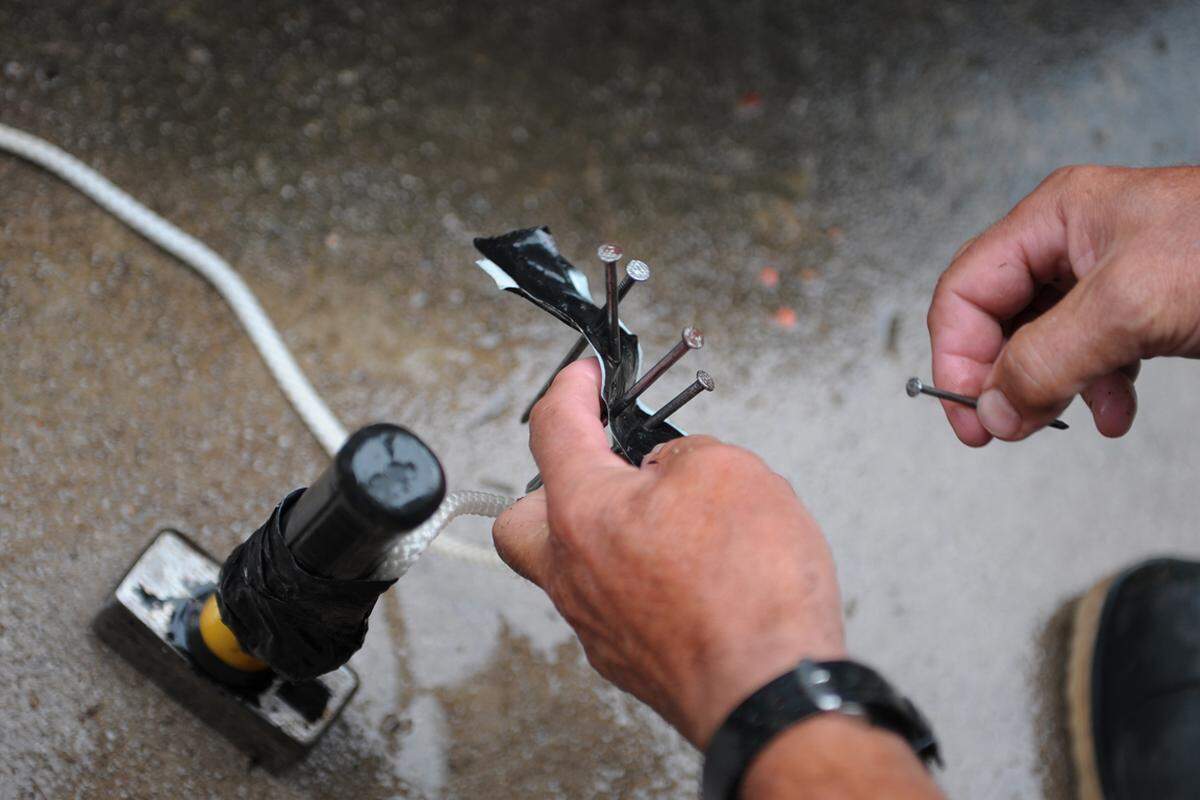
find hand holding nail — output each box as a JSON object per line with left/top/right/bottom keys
{"left": 906, "top": 378, "right": 1069, "bottom": 431}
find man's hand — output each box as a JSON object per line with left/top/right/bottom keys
{"left": 493, "top": 358, "right": 845, "bottom": 749}
{"left": 928, "top": 165, "right": 1200, "bottom": 444}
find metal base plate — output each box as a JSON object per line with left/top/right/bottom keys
{"left": 93, "top": 529, "right": 358, "bottom": 772}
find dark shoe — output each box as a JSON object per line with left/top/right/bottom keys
{"left": 1068, "top": 558, "right": 1200, "bottom": 800}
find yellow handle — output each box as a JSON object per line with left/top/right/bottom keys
{"left": 198, "top": 594, "right": 268, "bottom": 672}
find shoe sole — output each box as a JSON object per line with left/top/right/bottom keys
{"left": 1067, "top": 572, "right": 1117, "bottom": 800}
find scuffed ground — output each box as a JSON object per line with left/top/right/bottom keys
{"left": 3, "top": 1, "right": 1200, "bottom": 797}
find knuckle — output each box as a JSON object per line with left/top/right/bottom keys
{"left": 674, "top": 442, "right": 748, "bottom": 472}
{"left": 1088, "top": 269, "right": 1157, "bottom": 345}
{"left": 490, "top": 512, "right": 511, "bottom": 543}
{"left": 1046, "top": 164, "right": 1081, "bottom": 185}
{"left": 670, "top": 444, "right": 770, "bottom": 491}
{"left": 547, "top": 364, "right": 577, "bottom": 393}
{"left": 927, "top": 278, "right": 950, "bottom": 334}
{"left": 1044, "top": 164, "right": 1123, "bottom": 204}
{"left": 1035, "top": 165, "right": 1105, "bottom": 215}
{"left": 1047, "top": 163, "right": 1100, "bottom": 188}
{"left": 527, "top": 392, "right": 565, "bottom": 430}
{"left": 721, "top": 446, "right": 769, "bottom": 474}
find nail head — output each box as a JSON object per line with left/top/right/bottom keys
{"left": 697, "top": 370, "right": 715, "bottom": 391}
{"left": 906, "top": 377, "right": 923, "bottom": 398}
{"left": 683, "top": 327, "right": 704, "bottom": 349}
{"left": 625, "top": 259, "right": 651, "bottom": 282}
{"left": 597, "top": 243, "right": 624, "bottom": 263}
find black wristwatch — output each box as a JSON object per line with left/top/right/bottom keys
{"left": 701, "top": 659, "right": 941, "bottom": 799}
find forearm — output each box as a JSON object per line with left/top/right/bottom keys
{"left": 741, "top": 715, "right": 944, "bottom": 800}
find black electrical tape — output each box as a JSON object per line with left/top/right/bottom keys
{"left": 474, "top": 227, "right": 685, "bottom": 465}
{"left": 216, "top": 490, "right": 396, "bottom": 681}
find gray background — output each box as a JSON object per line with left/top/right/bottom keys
{"left": 2, "top": 1, "right": 1198, "bottom": 797}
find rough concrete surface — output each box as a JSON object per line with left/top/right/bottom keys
{"left": 2, "top": 1, "right": 1199, "bottom": 797}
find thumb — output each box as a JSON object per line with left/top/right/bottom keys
{"left": 492, "top": 490, "right": 552, "bottom": 587}
{"left": 979, "top": 272, "right": 1142, "bottom": 440}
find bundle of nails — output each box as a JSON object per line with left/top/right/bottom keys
{"left": 472, "top": 228, "right": 715, "bottom": 489}
{"left": 526, "top": 244, "right": 713, "bottom": 428}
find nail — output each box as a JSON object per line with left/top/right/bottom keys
{"left": 640, "top": 371, "right": 715, "bottom": 430}
{"left": 977, "top": 389, "right": 1021, "bottom": 438}
{"left": 611, "top": 327, "right": 704, "bottom": 417}
{"left": 518, "top": 259, "right": 650, "bottom": 424}
{"left": 623, "top": 259, "right": 651, "bottom": 288}
{"left": 599, "top": 244, "right": 624, "bottom": 363}
{"left": 907, "top": 378, "right": 1067, "bottom": 431}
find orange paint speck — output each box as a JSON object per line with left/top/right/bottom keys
{"left": 758, "top": 266, "right": 780, "bottom": 288}
{"left": 772, "top": 307, "right": 798, "bottom": 329}
{"left": 737, "top": 90, "right": 763, "bottom": 109}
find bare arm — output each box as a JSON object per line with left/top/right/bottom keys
{"left": 493, "top": 359, "right": 941, "bottom": 798}
{"left": 743, "top": 716, "right": 941, "bottom": 800}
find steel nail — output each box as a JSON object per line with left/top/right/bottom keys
{"left": 611, "top": 327, "right": 704, "bottom": 417}
{"left": 640, "top": 370, "right": 715, "bottom": 430}
{"left": 519, "top": 259, "right": 650, "bottom": 424}
{"left": 905, "top": 377, "right": 1068, "bottom": 431}
{"left": 600, "top": 244, "right": 624, "bottom": 363}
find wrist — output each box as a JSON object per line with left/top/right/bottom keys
{"left": 678, "top": 628, "right": 847, "bottom": 749}
{"left": 701, "top": 658, "right": 941, "bottom": 799}
{"left": 741, "top": 714, "right": 942, "bottom": 799}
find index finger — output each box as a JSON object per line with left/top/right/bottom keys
{"left": 927, "top": 171, "right": 1075, "bottom": 444}
{"left": 528, "top": 358, "right": 631, "bottom": 496}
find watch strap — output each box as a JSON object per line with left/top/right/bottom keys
{"left": 701, "top": 659, "right": 940, "bottom": 800}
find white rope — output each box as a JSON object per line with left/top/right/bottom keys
{"left": 373, "top": 490, "right": 513, "bottom": 579}
{"left": 0, "top": 122, "right": 511, "bottom": 568}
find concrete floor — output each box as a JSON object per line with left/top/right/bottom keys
{"left": 3, "top": 0, "right": 1200, "bottom": 797}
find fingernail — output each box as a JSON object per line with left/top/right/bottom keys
{"left": 647, "top": 442, "right": 667, "bottom": 458}
{"left": 977, "top": 389, "right": 1021, "bottom": 438}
